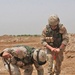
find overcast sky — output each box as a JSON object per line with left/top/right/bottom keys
{"left": 0, "top": 0, "right": 75, "bottom": 35}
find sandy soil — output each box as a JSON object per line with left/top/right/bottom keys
{"left": 0, "top": 34, "right": 75, "bottom": 75}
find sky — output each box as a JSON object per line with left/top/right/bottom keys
{"left": 0, "top": 0, "right": 75, "bottom": 35}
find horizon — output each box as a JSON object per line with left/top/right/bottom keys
{"left": 0, "top": 0, "right": 75, "bottom": 35}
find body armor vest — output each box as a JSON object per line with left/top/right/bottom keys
{"left": 46, "top": 24, "right": 63, "bottom": 48}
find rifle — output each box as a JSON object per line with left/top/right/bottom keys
{"left": 0, "top": 52, "right": 12, "bottom": 75}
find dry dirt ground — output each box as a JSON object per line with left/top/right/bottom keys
{"left": 0, "top": 34, "right": 75, "bottom": 75}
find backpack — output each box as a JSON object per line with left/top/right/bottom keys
{"left": 13, "top": 45, "right": 35, "bottom": 65}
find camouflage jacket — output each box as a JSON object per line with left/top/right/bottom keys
{"left": 2, "top": 45, "right": 35, "bottom": 67}
{"left": 41, "top": 24, "right": 69, "bottom": 48}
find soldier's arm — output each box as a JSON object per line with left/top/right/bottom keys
{"left": 2, "top": 52, "right": 12, "bottom": 59}
{"left": 41, "top": 27, "right": 56, "bottom": 51}
{"left": 59, "top": 26, "right": 69, "bottom": 50}
{"left": 1, "top": 48, "right": 12, "bottom": 59}
{"left": 41, "top": 27, "right": 47, "bottom": 46}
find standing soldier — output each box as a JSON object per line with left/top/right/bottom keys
{"left": 0, "top": 45, "right": 47, "bottom": 75}
{"left": 41, "top": 14, "right": 69, "bottom": 75}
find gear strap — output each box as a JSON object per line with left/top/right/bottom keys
{"left": 37, "top": 49, "right": 46, "bottom": 65}
{"left": 4, "top": 58, "right": 12, "bottom": 75}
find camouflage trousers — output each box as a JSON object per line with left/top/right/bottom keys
{"left": 47, "top": 51, "right": 64, "bottom": 75}
{"left": 3, "top": 61, "right": 44, "bottom": 75}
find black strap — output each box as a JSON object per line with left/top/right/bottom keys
{"left": 36, "top": 49, "right": 46, "bottom": 65}
{"left": 4, "top": 58, "right": 12, "bottom": 75}
{"left": 0, "top": 52, "right": 4, "bottom": 57}
{"left": 37, "top": 49, "right": 40, "bottom": 62}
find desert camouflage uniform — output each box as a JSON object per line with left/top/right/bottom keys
{"left": 41, "top": 24, "right": 69, "bottom": 75}
{"left": 2, "top": 45, "right": 44, "bottom": 75}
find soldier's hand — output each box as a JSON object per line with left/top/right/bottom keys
{"left": 55, "top": 48, "right": 60, "bottom": 52}
{"left": 46, "top": 44, "right": 56, "bottom": 51}
{"left": 51, "top": 47, "right": 56, "bottom": 52}
{"left": 2, "top": 52, "right": 12, "bottom": 59}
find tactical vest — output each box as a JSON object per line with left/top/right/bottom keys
{"left": 45, "top": 24, "right": 63, "bottom": 48}
{"left": 14, "top": 45, "right": 35, "bottom": 65}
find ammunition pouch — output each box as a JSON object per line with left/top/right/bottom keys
{"left": 45, "top": 37, "right": 53, "bottom": 42}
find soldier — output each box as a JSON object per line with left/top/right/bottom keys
{"left": 41, "top": 14, "right": 69, "bottom": 75}
{"left": 0, "top": 45, "right": 47, "bottom": 75}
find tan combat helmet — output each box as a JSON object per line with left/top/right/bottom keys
{"left": 48, "top": 14, "right": 60, "bottom": 26}
{"left": 33, "top": 49, "right": 47, "bottom": 63}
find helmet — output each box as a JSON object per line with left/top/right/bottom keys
{"left": 33, "top": 49, "right": 47, "bottom": 63}
{"left": 48, "top": 14, "right": 60, "bottom": 26}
